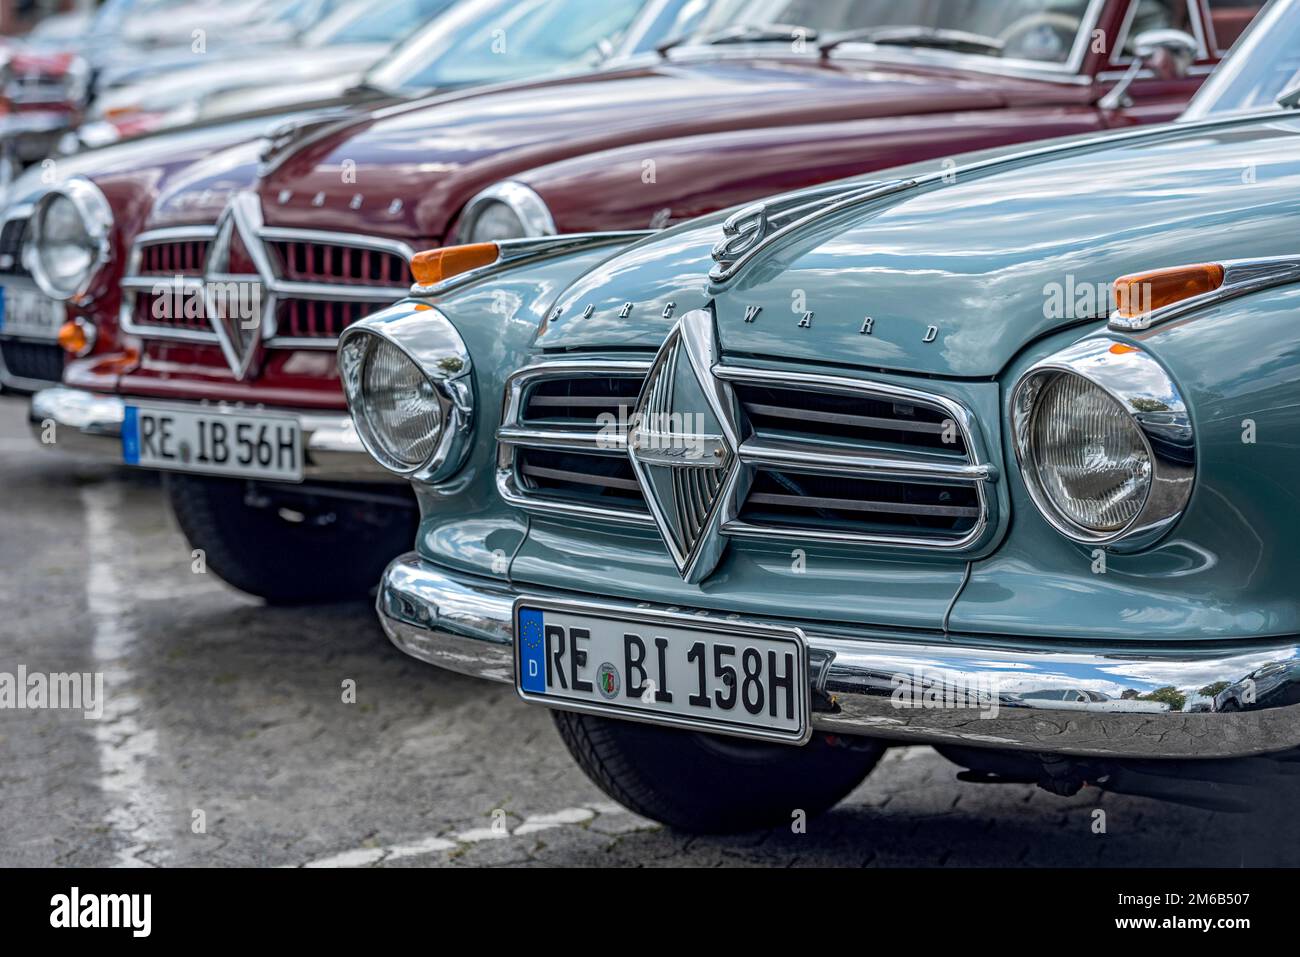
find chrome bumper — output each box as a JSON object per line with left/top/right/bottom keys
{"left": 379, "top": 553, "right": 1300, "bottom": 760}
{"left": 29, "top": 386, "right": 397, "bottom": 482}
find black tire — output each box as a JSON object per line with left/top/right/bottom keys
{"left": 552, "top": 709, "right": 886, "bottom": 833}
{"left": 165, "top": 474, "right": 416, "bottom": 605}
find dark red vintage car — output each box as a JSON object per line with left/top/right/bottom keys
{"left": 26, "top": 0, "right": 1260, "bottom": 603}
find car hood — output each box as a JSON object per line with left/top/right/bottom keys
{"left": 254, "top": 55, "right": 1031, "bottom": 241}
{"left": 3, "top": 114, "right": 286, "bottom": 211}
{"left": 93, "top": 44, "right": 386, "bottom": 116}
{"left": 538, "top": 113, "right": 1300, "bottom": 378}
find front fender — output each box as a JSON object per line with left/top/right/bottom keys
{"left": 954, "top": 284, "right": 1300, "bottom": 643}
{"left": 352, "top": 239, "right": 638, "bottom": 580}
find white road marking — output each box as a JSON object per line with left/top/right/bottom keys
{"left": 512, "top": 807, "right": 594, "bottom": 835}
{"left": 82, "top": 483, "right": 169, "bottom": 868}
{"left": 297, "top": 804, "right": 638, "bottom": 868}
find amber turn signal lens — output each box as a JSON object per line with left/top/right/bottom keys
{"left": 410, "top": 243, "right": 499, "bottom": 287}
{"left": 1113, "top": 263, "right": 1225, "bottom": 319}
{"left": 57, "top": 318, "right": 96, "bottom": 357}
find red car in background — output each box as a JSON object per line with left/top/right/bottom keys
{"left": 26, "top": 0, "right": 1261, "bottom": 604}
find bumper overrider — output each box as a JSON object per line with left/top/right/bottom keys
{"left": 379, "top": 554, "right": 1300, "bottom": 760}
{"left": 28, "top": 386, "right": 395, "bottom": 482}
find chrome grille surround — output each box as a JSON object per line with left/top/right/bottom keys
{"left": 497, "top": 354, "right": 999, "bottom": 561}
{"left": 119, "top": 219, "right": 414, "bottom": 351}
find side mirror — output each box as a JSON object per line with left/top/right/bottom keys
{"left": 1136, "top": 29, "right": 1199, "bottom": 79}
{"left": 1100, "top": 29, "right": 1200, "bottom": 111}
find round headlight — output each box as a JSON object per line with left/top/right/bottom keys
{"left": 27, "top": 179, "right": 112, "bottom": 301}
{"left": 456, "top": 181, "right": 556, "bottom": 244}
{"left": 341, "top": 335, "right": 444, "bottom": 472}
{"left": 466, "top": 201, "right": 526, "bottom": 243}
{"left": 1028, "top": 372, "right": 1151, "bottom": 532}
{"left": 338, "top": 311, "right": 473, "bottom": 481}
{"left": 1012, "top": 338, "right": 1195, "bottom": 550}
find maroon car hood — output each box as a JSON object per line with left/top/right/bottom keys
{"left": 254, "top": 57, "right": 1037, "bottom": 243}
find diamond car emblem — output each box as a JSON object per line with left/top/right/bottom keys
{"left": 628, "top": 308, "right": 746, "bottom": 583}
{"left": 204, "top": 192, "right": 273, "bottom": 381}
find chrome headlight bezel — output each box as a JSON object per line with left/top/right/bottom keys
{"left": 1011, "top": 337, "right": 1195, "bottom": 552}
{"left": 338, "top": 306, "right": 474, "bottom": 482}
{"left": 455, "top": 181, "right": 556, "bottom": 244}
{"left": 25, "top": 177, "right": 113, "bottom": 302}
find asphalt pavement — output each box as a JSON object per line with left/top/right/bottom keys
{"left": 1, "top": 393, "right": 1295, "bottom": 867}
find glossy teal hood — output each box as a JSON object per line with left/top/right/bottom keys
{"left": 539, "top": 113, "right": 1300, "bottom": 377}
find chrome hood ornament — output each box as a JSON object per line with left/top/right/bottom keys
{"left": 628, "top": 308, "right": 746, "bottom": 583}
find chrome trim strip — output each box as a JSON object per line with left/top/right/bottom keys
{"left": 739, "top": 436, "right": 992, "bottom": 483}
{"left": 498, "top": 427, "right": 630, "bottom": 454}
{"left": 28, "top": 385, "right": 397, "bottom": 481}
{"left": 379, "top": 554, "right": 1300, "bottom": 760}
{"left": 1108, "top": 256, "right": 1300, "bottom": 332}
{"left": 410, "top": 232, "right": 654, "bottom": 299}
{"left": 1011, "top": 337, "right": 1195, "bottom": 552}
{"left": 258, "top": 227, "right": 415, "bottom": 259}
{"left": 133, "top": 225, "right": 218, "bottom": 245}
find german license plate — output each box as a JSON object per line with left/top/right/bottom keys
{"left": 122, "top": 405, "right": 303, "bottom": 482}
{"left": 0, "top": 286, "right": 63, "bottom": 340}
{"left": 514, "top": 599, "right": 810, "bottom": 744}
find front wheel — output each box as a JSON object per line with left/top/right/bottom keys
{"left": 552, "top": 710, "right": 886, "bottom": 833}
{"left": 165, "top": 474, "right": 417, "bottom": 605}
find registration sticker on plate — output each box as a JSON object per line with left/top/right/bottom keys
{"left": 514, "top": 599, "right": 810, "bottom": 744}
{"left": 122, "top": 404, "right": 304, "bottom": 482}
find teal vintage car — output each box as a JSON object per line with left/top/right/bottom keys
{"left": 339, "top": 0, "right": 1300, "bottom": 831}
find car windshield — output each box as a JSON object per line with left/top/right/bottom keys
{"left": 369, "top": 0, "right": 649, "bottom": 91}
{"left": 1183, "top": 0, "right": 1300, "bottom": 118}
{"left": 302, "top": 0, "right": 455, "bottom": 47}
{"left": 683, "top": 0, "right": 1096, "bottom": 65}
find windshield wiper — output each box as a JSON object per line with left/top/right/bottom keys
{"left": 658, "top": 23, "right": 818, "bottom": 56}
{"left": 819, "top": 26, "right": 1004, "bottom": 58}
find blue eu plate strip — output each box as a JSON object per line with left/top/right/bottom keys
{"left": 0, "top": 286, "right": 7, "bottom": 332}
{"left": 518, "top": 608, "right": 546, "bottom": 693}
{"left": 121, "top": 406, "right": 140, "bottom": 465}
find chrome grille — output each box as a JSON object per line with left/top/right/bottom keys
{"left": 499, "top": 361, "right": 653, "bottom": 524}
{"left": 500, "top": 360, "right": 994, "bottom": 551}
{"left": 137, "top": 239, "right": 211, "bottom": 276}
{"left": 267, "top": 239, "right": 409, "bottom": 287}
{"left": 734, "top": 381, "right": 968, "bottom": 457}
{"left": 0, "top": 338, "right": 62, "bottom": 384}
{"left": 120, "top": 224, "right": 413, "bottom": 348}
